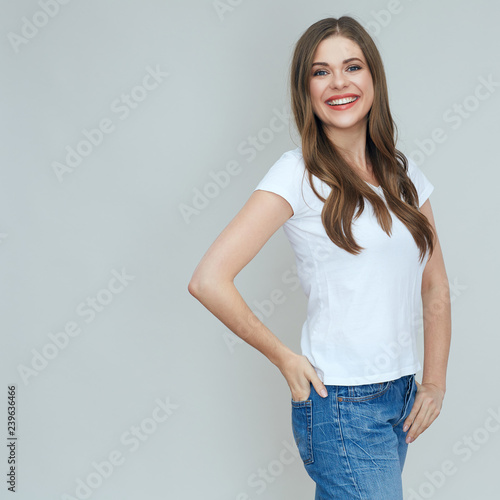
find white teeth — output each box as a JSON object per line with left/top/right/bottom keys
{"left": 327, "top": 96, "right": 358, "bottom": 106}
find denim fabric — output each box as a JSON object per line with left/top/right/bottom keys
{"left": 291, "top": 373, "right": 417, "bottom": 499}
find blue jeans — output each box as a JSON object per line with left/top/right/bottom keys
{"left": 291, "top": 373, "right": 417, "bottom": 499}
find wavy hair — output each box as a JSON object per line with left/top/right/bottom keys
{"left": 290, "top": 16, "right": 435, "bottom": 263}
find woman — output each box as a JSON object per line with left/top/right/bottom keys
{"left": 188, "top": 16, "right": 451, "bottom": 499}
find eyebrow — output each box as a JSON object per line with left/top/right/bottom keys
{"left": 311, "top": 57, "right": 364, "bottom": 68}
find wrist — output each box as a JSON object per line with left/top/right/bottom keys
{"left": 270, "top": 345, "right": 298, "bottom": 372}
{"left": 422, "top": 381, "right": 446, "bottom": 393}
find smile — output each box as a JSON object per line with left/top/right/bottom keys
{"left": 326, "top": 96, "right": 359, "bottom": 106}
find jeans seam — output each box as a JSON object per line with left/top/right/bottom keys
{"left": 392, "top": 375, "right": 415, "bottom": 428}
{"left": 305, "top": 403, "right": 314, "bottom": 464}
{"left": 335, "top": 395, "right": 364, "bottom": 499}
{"left": 291, "top": 400, "right": 314, "bottom": 465}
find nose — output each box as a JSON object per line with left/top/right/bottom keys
{"left": 328, "top": 69, "right": 349, "bottom": 90}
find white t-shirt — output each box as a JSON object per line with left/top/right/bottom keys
{"left": 253, "top": 146, "right": 434, "bottom": 386}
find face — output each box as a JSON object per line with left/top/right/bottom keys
{"left": 309, "top": 36, "right": 374, "bottom": 135}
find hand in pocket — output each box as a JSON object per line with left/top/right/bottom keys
{"left": 278, "top": 353, "right": 328, "bottom": 401}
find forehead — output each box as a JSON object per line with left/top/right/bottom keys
{"left": 313, "top": 36, "right": 365, "bottom": 63}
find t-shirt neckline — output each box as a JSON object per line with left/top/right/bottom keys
{"left": 294, "top": 146, "right": 383, "bottom": 191}
{"left": 365, "top": 181, "right": 382, "bottom": 190}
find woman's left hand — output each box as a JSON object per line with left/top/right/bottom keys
{"left": 403, "top": 381, "right": 445, "bottom": 443}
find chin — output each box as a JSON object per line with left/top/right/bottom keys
{"left": 326, "top": 118, "right": 364, "bottom": 129}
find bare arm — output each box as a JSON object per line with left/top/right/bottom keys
{"left": 403, "top": 198, "right": 451, "bottom": 443}
{"left": 188, "top": 189, "right": 328, "bottom": 401}
{"left": 419, "top": 198, "right": 452, "bottom": 393}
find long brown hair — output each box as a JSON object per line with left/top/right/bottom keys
{"left": 290, "top": 16, "right": 435, "bottom": 263}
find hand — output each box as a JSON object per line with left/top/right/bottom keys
{"left": 403, "top": 381, "right": 445, "bottom": 444}
{"left": 278, "top": 353, "right": 328, "bottom": 402}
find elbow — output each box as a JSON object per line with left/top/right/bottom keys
{"left": 188, "top": 275, "right": 202, "bottom": 299}
{"left": 188, "top": 270, "right": 231, "bottom": 301}
{"left": 188, "top": 272, "right": 216, "bottom": 300}
{"left": 188, "top": 263, "right": 207, "bottom": 298}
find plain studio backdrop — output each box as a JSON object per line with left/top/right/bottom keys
{"left": 1, "top": 1, "right": 498, "bottom": 499}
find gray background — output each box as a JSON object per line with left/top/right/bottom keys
{"left": 1, "top": 0, "right": 498, "bottom": 498}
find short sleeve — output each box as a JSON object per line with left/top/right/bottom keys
{"left": 406, "top": 157, "right": 434, "bottom": 207}
{"left": 253, "top": 150, "right": 308, "bottom": 219}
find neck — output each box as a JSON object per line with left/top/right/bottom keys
{"left": 323, "top": 120, "right": 371, "bottom": 173}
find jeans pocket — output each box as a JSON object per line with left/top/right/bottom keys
{"left": 341, "top": 380, "right": 393, "bottom": 402}
{"left": 291, "top": 400, "right": 314, "bottom": 465}
{"left": 392, "top": 374, "right": 416, "bottom": 428}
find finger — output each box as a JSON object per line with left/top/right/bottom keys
{"left": 403, "top": 397, "right": 421, "bottom": 432}
{"left": 402, "top": 380, "right": 426, "bottom": 429}
{"left": 406, "top": 391, "right": 443, "bottom": 440}
{"left": 312, "top": 377, "right": 328, "bottom": 398}
{"left": 407, "top": 400, "right": 439, "bottom": 443}
{"left": 300, "top": 360, "right": 327, "bottom": 398}
{"left": 411, "top": 401, "right": 442, "bottom": 441}
{"left": 406, "top": 407, "right": 429, "bottom": 443}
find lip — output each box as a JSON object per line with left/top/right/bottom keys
{"left": 325, "top": 93, "right": 360, "bottom": 102}
{"left": 324, "top": 93, "right": 360, "bottom": 111}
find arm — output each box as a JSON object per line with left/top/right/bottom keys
{"left": 403, "top": 198, "right": 451, "bottom": 442}
{"left": 188, "top": 190, "right": 328, "bottom": 401}
{"left": 420, "top": 198, "right": 451, "bottom": 393}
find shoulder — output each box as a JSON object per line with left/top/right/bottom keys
{"left": 257, "top": 146, "right": 306, "bottom": 182}
{"left": 404, "top": 156, "right": 420, "bottom": 177}
{"left": 253, "top": 146, "right": 310, "bottom": 219}
{"left": 402, "top": 156, "right": 435, "bottom": 207}
{"left": 274, "top": 146, "right": 305, "bottom": 171}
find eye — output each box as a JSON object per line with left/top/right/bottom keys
{"left": 347, "top": 65, "right": 361, "bottom": 72}
{"left": 313, "top": 69, "right": 328, "bottom": 76}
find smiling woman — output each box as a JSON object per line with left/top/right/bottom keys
{"left": 189, "top": 15, "right": 451, "bottom": 500}
{"left": 309, "top": 41, "right": 374, "bottom": 129}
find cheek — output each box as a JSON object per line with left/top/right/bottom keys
{"left": 310, "top": 86, "right": 326, "bottom": 113}
{"left": 366, "top": 85, "right": 375, "bottom": 103}
{"left": 362, "top": 76, "right": 374, "bottom": 96}
{"left": 309, "top": 81, "right": 323, "bottom": 100}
